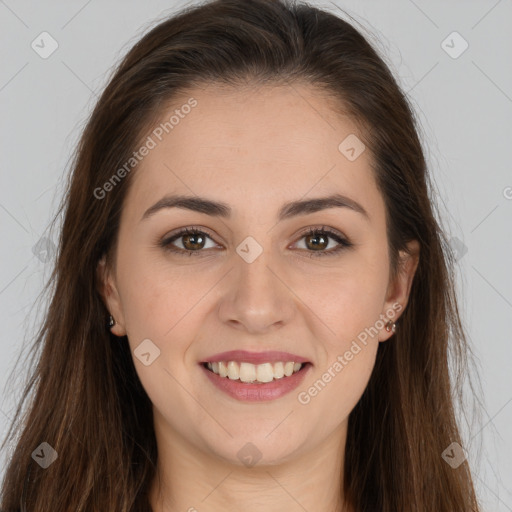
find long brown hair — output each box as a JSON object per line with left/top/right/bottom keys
{"left": 0, "top": 0, "right": 480, "bottom": 510}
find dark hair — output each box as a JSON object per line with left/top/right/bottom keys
{"left": 0, "top": 0, "right": 480, "bottom": 510}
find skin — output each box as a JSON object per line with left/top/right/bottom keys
{"left": 98, "top": 82, "right": 419, "bottom": 512}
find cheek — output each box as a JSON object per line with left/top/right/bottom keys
{"left": 300, "top": 259, "right": 389, "bottom": 346}
{"left": 117, "top": 246, "right": 198, "bottom": 341}
{"left": 116, "top": 259, "right": 210, "bottom": 433}
{"left": 293, "top": 283, "right": 380, "bottom": 444}
{"left": 297, "top": 341, "right": 378, "bottom": 437}
{"left": 295, "top": 258, "right": 386, "bottom": 413}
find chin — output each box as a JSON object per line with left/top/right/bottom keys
{"left": 201, "top": 431, "right": 306, "bottom": 469}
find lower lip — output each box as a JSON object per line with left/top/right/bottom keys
{"left": 200, "top": 363, "right": 312, "bottom": 402}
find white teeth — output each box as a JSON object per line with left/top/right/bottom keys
{"left": 205, "top": 360, "right": 304, "bottom": 382}
{"left": 239, "top": 362, "right": 256, "bottom": 383}
{"left": 218, "top": 361, "right": 228, "bottom": 378}
{"left": 284, "top": 362, "right": 294, "bottom": 377}
{"left": 227, "top": 361, "right": 239, "bottom": 380}
{"left": 273, "top": 362, "right": 285, "bottom": 379}
{"left": 256, "top": 363, "right": 274, "bottom": 383}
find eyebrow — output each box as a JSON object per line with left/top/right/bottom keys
{"left": 141, "top": 193, "right": 369, "bottom": 222}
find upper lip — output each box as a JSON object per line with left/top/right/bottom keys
{"left": 200, "top": 350, "right": 310, "bottom": 365}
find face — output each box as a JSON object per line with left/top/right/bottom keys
{"left": 99, "top": 83, "right": 418, "bottom": 467}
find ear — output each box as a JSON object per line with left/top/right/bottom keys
{"left": 96, "top": 254, "right": 127, "bottom": 337}
{"left": 379, "top": 240, "right": 420, "bottom": 342}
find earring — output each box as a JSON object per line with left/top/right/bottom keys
{"left": 385, "top": 320, "right": 396, "bottom": 333}
{"left": 108, "top": 315, "right": 115, "bottom": 328}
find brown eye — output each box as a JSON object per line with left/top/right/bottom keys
{"left": 294, "top": 227, "right": 353, "bottom": 258}
{"left": 160, "top": 227, "right": 217, "bottom": 256}
{"left": 160, "top": 226, "right": 352, "bottom": 258}
{"left": 181, "top": 232, "right": 206, "bottom": 251}
{"left": 304, "top": 232, "right": 329, "bottom": 251}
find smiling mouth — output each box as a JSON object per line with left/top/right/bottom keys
{"left": 202, "top": 360, "right": 311, "bottom": 384}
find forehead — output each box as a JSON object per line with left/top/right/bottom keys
{"left": 124, "top": 82, "right": 383, "bottom": 223}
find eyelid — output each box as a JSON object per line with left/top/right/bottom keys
{"left": 293, "top": 225, "right": 349, "bottom": 243}
{"left": 160, "top": 225, "right": 221, "bottom": 249}
{"left": 289, "top": 225, "right": 353, "bottom": 256}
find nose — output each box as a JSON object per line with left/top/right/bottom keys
{"left": 217, "top": 245, "right": 296, "bottom": 334}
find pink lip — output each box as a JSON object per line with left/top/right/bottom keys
{"left": 200, "top": 362, "right": 312, "bottom": 402}
{"left": 200, "top": 350, "right": 310, "bottom": 365}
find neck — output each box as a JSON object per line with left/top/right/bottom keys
{"left": 149, "top": 417, "right": 350, "bottom": 512}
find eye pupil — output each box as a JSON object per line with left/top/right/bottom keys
{"left": 306, "top": 233, "right": 328, "bottom": 251}
{"left": 183, "top": 233, "right": 205, "bottom": 250}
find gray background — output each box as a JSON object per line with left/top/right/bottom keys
{"left": 0, "top": 0, "right": 511, "bottom": 509}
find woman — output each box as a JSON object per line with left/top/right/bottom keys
{"left": 0, "top": 0, "right": 481, "bottom": 510}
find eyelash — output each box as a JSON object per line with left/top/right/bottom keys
{"left": 159, "top": 225, "right": 353, "bottom": 258}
